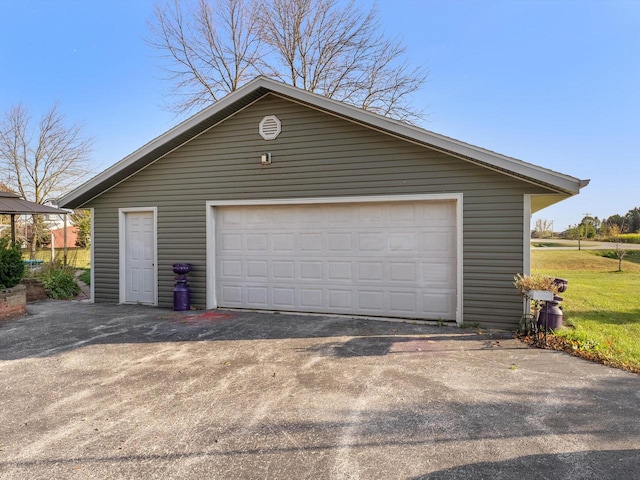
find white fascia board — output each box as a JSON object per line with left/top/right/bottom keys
{"left": 523, "top": 195, "right": 531, "bottom": 276}
{"left": 262, "top": 79, "right": 585, "bottom": 194}
{"left": 59, "top": 78, "right": 271, "bottom": 208}
{"left": 207, "top": 192, "right": 461, "bottom": 207}
{"left": 60, "top": 76, "right": 586, "bottom": 206}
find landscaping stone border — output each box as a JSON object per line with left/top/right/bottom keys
{"left": 0, "top": 284, "right": 27, "bottom": 321}
{"left": 20, "top": 278, "right": 49, "bottom": 302}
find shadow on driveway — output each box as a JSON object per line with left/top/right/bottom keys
{"left": 0, "top": 300, "right": 511, "bottom": 361}
{"left": 0, "top": 301, "right": 639, "bottom": 479}
{"left": 411, "top": 449, "right": 640, "bottom": 479}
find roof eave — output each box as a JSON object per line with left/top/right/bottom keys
{"left": 262, "top": 83, "right": 587, "bottom": 195}
{"left": 59, "top": 76, "right": 588, "bottom": 207}
{"left": 60, "top": 78, "right": 274, "bottom": 208}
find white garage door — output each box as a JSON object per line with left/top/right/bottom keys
{"left": 214, "top": 200, "right": 457, "bottom": 320}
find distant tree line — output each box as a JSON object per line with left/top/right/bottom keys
{"left": 533, "top": 207, "right": 640, "bottom": 240}
{"left": 565, "top": 207, "right": 640, "bottom": 240}
{"left": 603, "top": 207, "right": 640, "bottom": 234}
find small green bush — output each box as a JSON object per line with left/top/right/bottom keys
{"left": 0, "top": 238, "right": 25, "bottom": 289}
{"left": 79, "top": 269, "right": 90, "bottom": 285}
{"left": 37, "top": 263, "right": 80, "bottom": 299}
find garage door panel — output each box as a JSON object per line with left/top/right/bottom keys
{"left": 422, "top": 262, "right": 456, "bottom": 285}
{"left": 215, "top": 201, "right": 457, "bottom": 320}
{"left": 328, "top": 261, "right": 353, "bottom": 281}
{"left": 298, "top": 205, "right": 325, "bottom": 223}
{"left": 272, "top": 233, "right": 295, "bottom": 252}
{"left": 246, "top": 210, "right": 266, "bottom": 225}
{"left": 357, "top": 204, "right": 384, "bottom": 222}
{"left": 358, "top": 290, "right": 385, "bottom": 311}
{"left": 273, "top": 260, "right": 295, "bottom": 279}
{"left": 357, "top": 261, "right": 384, "bottom": 282}
{"left": 300, "top": 261, "right": 323, "bottom": 280}
{"left": 328, "top": 232, "right": 352, "bottom": 251}
{"left": 389, "top": 262, "right": 417, "bottom": 282}
{"left": 327, "top": 205, "right": 353, "bottom": 223}
{"left": 247, "top": 234, "right": 267, "bottom": 251}
{"left": 358, "top": 232, "right": 384, "bottom": 251}
{"left": 273, "top": 287, "right": 295, "bottom": 307}
{"left": 328, "top": 289, "right": 353, "bottom": 309}
{"left": 301, "top": 289, "right": 323, "bottom": 308}
{"left": 300, "top": 233, "right": 323, "bottom": 251}
{"left": 423, "top": 201, "right": 456, "bottom": 223}
{"left": 221, "top": 285, "right": 242, "bottom": 304}
{"left": 388, "top": 203, "right": 417, "bottom": 222}
{"left": 220, "top": 208, "right": 244, "bottom": 226}
{"left": 221, "top": 233, "right": 242, "bottom": 251}
{"left": 247, "top": 260, "right": 268, "bottom": 278}
{"left": 389, "top": 291, "right": 417, "bottom": 314}
{"left": 221, "top": 259, "right": 242, "bottom": 277}
{"left": 422, "top": 231, "right": 454, "bottom": 252}
{"left": 272, "top": 207, "right": 296, "bottom": 224}
{"left": 247, "top": 286, "right": 268, "bottom": 306}
{"left": 422, "top": 291, "right": 456, "bottom": 316}
{"left": 389, "top": 232, "right": 418, "bottom": 252}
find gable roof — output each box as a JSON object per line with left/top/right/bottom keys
{"left": 59, "top": 76, "right": 588, "bottom": 209}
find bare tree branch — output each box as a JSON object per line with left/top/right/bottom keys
{"left": 0, "top": 103, "right": 92, "bottom": 255}
{"left": 148, "top": 0, "right": 263, "bottom": 113}
{"left": 148, "top": 0, "right": 428, "bottom": 123}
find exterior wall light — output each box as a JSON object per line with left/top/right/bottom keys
{"left": 261, "top": 153, "right": 272, "bottom": 165}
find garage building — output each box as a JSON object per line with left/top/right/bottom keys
{"left": 59, "top": 77, "right": 588, "bottom": 328}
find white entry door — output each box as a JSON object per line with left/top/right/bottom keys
{"left": 214, "top": 200, "right": 458, "bottom": 320}
{"left": 122, "top": 210, "right": 156, "bottom": 305}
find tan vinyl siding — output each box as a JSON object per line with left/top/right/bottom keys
{"left": 87, "top": 94, "right": 550, "bottom": 328}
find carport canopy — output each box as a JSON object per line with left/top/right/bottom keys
{"left": 0, "top": 191, "right": 67, "bottom": 245}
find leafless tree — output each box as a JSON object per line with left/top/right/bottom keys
{"left": 149, "top": 0, "right": 428, "bottom": 122}
{"left": 0, "top": 103, "right": 92, "bottom": 256}
{"left": 149, "top": 0, "right": 264, "bottom": 113}
{"left": 613, "top": 239, "right": 628, "bottom": 272}
{"left": 533, "top": 218, "right": 553, "bottom": 238}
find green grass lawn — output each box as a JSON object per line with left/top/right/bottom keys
{"left": 532, "top": 250, "right": 640, "bottom": 373}
{"left": 78, "top": 269, "right": 91, "bottom": 285}
{"left": 22, "top": 247, "right": 91, "bottom": 269}
{"left": 531, "top": 241, "right": 577, "bottom": 248}
{"left": 593, "top": 249, "right": 640, "bottom": 265}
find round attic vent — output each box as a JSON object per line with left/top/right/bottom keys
{"left": 259, "top": 115, "right": 281, "bottom": 140}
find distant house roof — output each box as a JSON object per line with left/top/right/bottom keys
{"left": 50, "top": 225, "right": 79, "bottom": 248}
{"left": 59, "top": 76, "right": 589, "bottom": 210}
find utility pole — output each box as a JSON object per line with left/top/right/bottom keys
{"left": 578, "top": 223, "right": 581, "bottom": 251}
{"left": 578, "top": 212, "right": 592, "bottom": 251}
{"left": 584, "top": 212, "right": 592, "bottom": 243}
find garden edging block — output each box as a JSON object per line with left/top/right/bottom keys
{"left": 0, "top": 284, "right": 27, "bottom": 321}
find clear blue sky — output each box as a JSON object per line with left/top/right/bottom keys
{"left": 1, "top": 0, "right": 638, "bottom": 230}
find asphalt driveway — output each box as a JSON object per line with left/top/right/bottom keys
{"left": 0, "top": 301, "right": 638, "bottom": 479}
